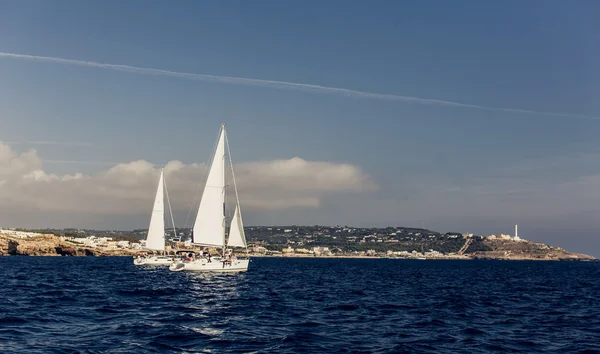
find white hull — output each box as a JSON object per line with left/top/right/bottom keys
{"left": 134, "top": 256, "right": 175, "bottom": 266}
{"left": 169, "top": 258, "right": 249, "bottom": 272}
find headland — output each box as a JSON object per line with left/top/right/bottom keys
{"left": 1, "top": 226, "right": 595, "bottom": 261}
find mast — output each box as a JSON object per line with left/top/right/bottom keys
{"left": 225, "top": 125, "right": 248, "bottom": 250}
{"left": 221, "top": 123, "right": 226, "bottom": 257}
{"left": 164, "top": 170, "right": 177, "bottom": 241}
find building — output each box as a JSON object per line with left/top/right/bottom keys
{"left": 513, "top": 224, "right": 521, "bottom": 241}
{"left": 116, "top": 241, "right": 130, "bottom": 248}
{"left": 313, "top": 246, "right": 331, "bottom": 256}
{"left": 0, "top": 229, "right": 45, "bottom": 238}
{"left": 251, "top": 246, "right": 267, "bottom": 254}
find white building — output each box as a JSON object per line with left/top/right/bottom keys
{"left": 0, "top": 229, "right": 44, "bottom": 238}
{"left": 116, "top": 241, "right": 130, "bottom": 248}
{"left": 313, "top": 246, "right": 331, "bottom": 256}
{"left": 513, "top": 224, "right": 521, "bottom": 241}
{"left": 251, "top": 246, "right": 267, "bottom": 254}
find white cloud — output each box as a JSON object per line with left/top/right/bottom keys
{"left": 43, "top": 160, "right": 117, "bottom": 166}
{"left": 6, "top": 141, "right": 96, "bottom": 147}
{"left": 0, "top": 143, "right": 377, "bottom": 225}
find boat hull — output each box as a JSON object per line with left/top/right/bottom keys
{"left": 134, "top": 256, "right": 175, "bottom": 266}
{"left": 169, "top": 258, "right": 249, "bottom": 272}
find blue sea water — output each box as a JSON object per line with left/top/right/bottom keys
{"left": 1, "top": 257, "right": 599, "bottom": 353}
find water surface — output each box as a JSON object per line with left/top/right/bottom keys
{"left": 1, "top": 257, "right": 599, "bottom": 353}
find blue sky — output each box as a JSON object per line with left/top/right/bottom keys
{"left": 1, "top": 1, "right": 600, "bottom": 255}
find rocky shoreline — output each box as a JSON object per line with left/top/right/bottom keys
{"left": 0, "top": 234, "right": 141, "bottom": 257}
{"left": 467, "top": 239, "right": 596, "bottom": 261}
{"left": 1, "top": 233, "right": 596, "bottom": 261}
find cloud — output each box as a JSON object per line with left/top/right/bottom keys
{"left": 345, "top": 147, "right": 600, "bottom": 231}
{"left": 1, "top": 52, "right": 598, "bottom": 120}
{"left": 43, "top": 160, "right": 118, "bottom": 166}
{"left": 5, "top": 141, "right": 96, "bottom": 147}
{"left": 0, "top": 142, "right": 377, "bottom": 226}
{"left": 398, "top": 173, "right": 600, "bottom": 225}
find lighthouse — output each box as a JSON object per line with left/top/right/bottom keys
{"left": 514, "top": 224, "right": 521, "bottom": 241}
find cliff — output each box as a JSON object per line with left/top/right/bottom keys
{"left": 0, "top": 234, "right": 141, "bottom": 257}
{"left": 1, "top": 233, "right": 595, "bottom": 260}
{"left": 466, "top": 239, "right": 595, "bottom": 261}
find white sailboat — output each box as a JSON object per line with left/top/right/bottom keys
{"left": 134, "top": 168, "right": 178, "bottom": 266}
{"left": 170, "top": 123, "right": 250, "bottom": 272}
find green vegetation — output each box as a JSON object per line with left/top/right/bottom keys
{"left": 17, "top": 225, "right": 479, "bottom": 255}
{"left": 464, "top": 237, "right": 493, "bottom": 253}
{"left": 244, "top": 226, "right": 468, "bottom": 254}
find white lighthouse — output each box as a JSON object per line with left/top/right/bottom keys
{"left": 514, "top": 224, "right": 521, "bottom": 241}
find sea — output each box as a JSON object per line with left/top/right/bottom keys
{"left": 1, "top": 257, "right": 599, "bottom": 353}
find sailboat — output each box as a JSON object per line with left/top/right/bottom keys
{"left": 134, "top": 168, "right": 178, "bottom": 266}
{"left": 169, "top": 123, "right": 250, "bottom": 272}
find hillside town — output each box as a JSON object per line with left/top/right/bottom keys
{"left": 1, "top": 224, "right": 595, "bottom": 260}
{"left": 0, "top": 224, "right": 532, "bottom": 258}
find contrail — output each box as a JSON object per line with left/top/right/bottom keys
{"left": 1, "top": 51, "right": 598, "bottom": 120}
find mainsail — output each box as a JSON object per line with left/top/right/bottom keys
{"left": 192, "top": 127, "right": 226, "bottom": 247}
{"left": 145, "top": 169, "right": 165, "bottom": 251}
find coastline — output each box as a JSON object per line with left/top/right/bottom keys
{"left": 1, "top": 233, "right": 595, "bottom": 261}
{"left": 249, "top": 254, "right": 597, "bottom": 261}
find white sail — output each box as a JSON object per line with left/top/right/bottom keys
{"left": 192, "top": 126, "right": 226, "bottom": 247}
{"left": 145, "top": 169, "right": 165, "bottom": 251}
{"left": 227, "top": 204, "right": 246, "bottom": 248}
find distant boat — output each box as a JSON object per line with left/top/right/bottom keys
{"left": 134, "top": 168, "right": 177, "bottom": 266}
{"left": 170, "top": 123, "right": 249, "bottom": 272}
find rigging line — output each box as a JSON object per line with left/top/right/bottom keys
{"left": 224, "top": 125, "right": 248, "bottom": 251}
{"left": 182, "top": 167, "right": 204, "bottom": 231}
{"left": 163, "top": 168, "right": 177, "bottom": 239}
{"left": 183, "top": 124, "right": 223, "bottom": 232}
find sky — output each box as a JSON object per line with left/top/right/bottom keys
{"left": 1, "top": 1, "right": 600, "bottom": 255}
